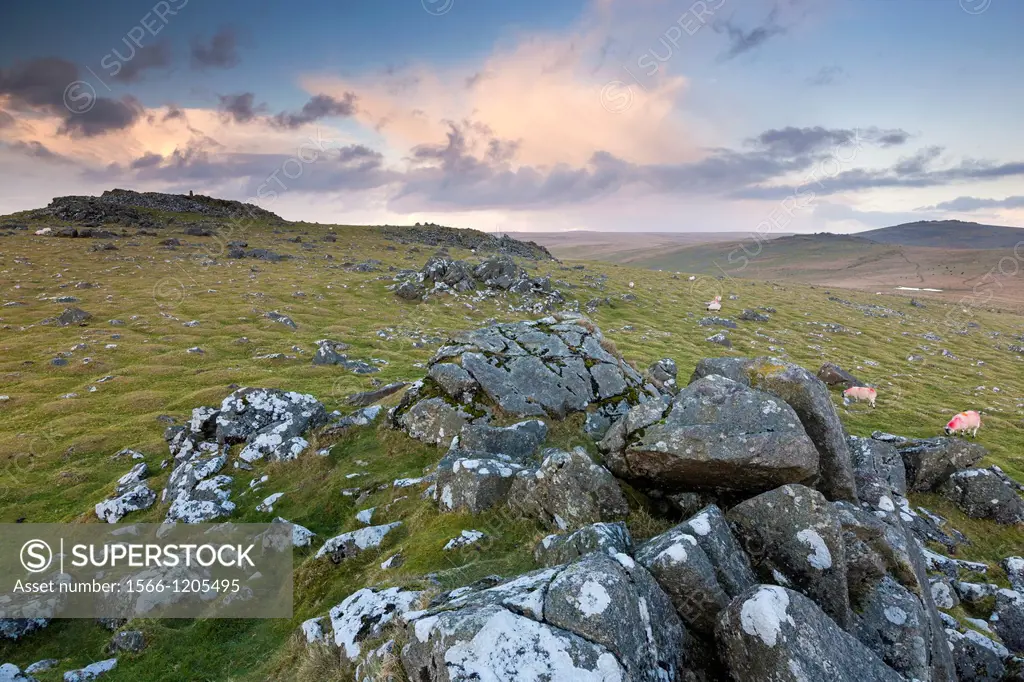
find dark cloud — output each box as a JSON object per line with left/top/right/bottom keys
{"left": 218, "top": 92, "right": 263, "bottom": 123}
{"left": 271, "top": 93, "right": 357, "bottom": 129}
{"left": 750, "top": 126, "right": 909, "bottom": 157}
{"left": 337, "top": 144, "right": 384, "bottom": 171}
{"left": 806, "top": 65, "right": 846, "bottom": 86}
{"left": 715, "top": 8, "right": 787, "bottom": 61}
{"left": 5, "top": 140, "right": 70, "bottom": 163}
{"left": 190, "top": 27, "right": 240, "bottom": 70}
{"left": 920, "top": 195, "right": 1024, "bottom": 212}
{"left": 163, "top": 105, "right": 186, "bottom": 122}
{"left": 876, "top": 130, "right": 910, "bottom": 147}
{"left": 0, "top": 57, "right": 143, "bottom": 136}
{"left": 110, "top": 41, "right": 172, "bottom": 83}
{"left": 0, "top": 110, "right": 13, "bottom": 128}
{"left": 59, "top": 96, "right": 144, "bottom": 137}
{"left": 893, "top": 145, "right": 943, "bottom": 174}
{"left": 130, "top": 152, "right": 163, "bottom": 169}
{"left": 734, "top": 154, "right": 1024, "bottom": 201}
{"left": 751, "top": 127, "right": 856, "bottom": 156}
{"left": 0, "top": 57, "right": 77, "bottom": 110}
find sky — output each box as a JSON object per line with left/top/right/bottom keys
{"left": 0, "top": 0, "right": 1022, "bottom": 233}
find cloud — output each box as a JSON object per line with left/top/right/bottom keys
{"left": 0, "top": 110, "right": 13, "bottom": 128}
{"left": 806, "top": 65, "right": 846, "bottom": 86}
{"left": 893, "top": 145, "right": 943, "bottom": 174}
{"left": 735, "top": 152, "right": 1024, "bottom": 200}
{"left": 130, "top": 152, "right": 163, "bottom": 169}
{"left": 303, "top": 39, "right": 695, "bottom": 168}
{"left": 218, "top": 93, "right": 263, "bottom": 124}
{"left": 918, "top": 195, "right": 1024, "bottom": 212}
{"left": 751, "top": 126, "right": 854, "bottom": 156}
{"left": 715, "top": 7, "right": 787, "bottom": 60}
{"left": 190, "top": 27, "right": 240, "bottom": 70}
{"left": 271, "top": 93, "right": 357, "bottom": 129}
{"left": 0, "top": 57, "right": 143, "bottom": 137}
{"left": 163, "top": 105, "right": 186, "bottom": 122}
{"left": 110, "top": 41, "right": 172, "bottom": 83}
{"left": 5, "top": 140, "right": 71, "bottom": 163}
{"left": 60, "top": 96, "right": 145, "bottom": 137}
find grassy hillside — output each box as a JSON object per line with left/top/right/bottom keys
{"left": 1, "top": 202, "right": 1023, "bottom": 680}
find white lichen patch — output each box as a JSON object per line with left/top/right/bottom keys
{"left": 795, "top": 529, "right": 832, "bottom": 570}
{"left": 740, "top": 585, "right": 794, "bottom": 647}
{"left": 688, "top": 512, "right": 712, "bottom": 536}
{"left": 575, "top": 580, "right": 612, "bottom": 617}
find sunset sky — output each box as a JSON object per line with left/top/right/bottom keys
{"left": 1, "top": 0, "right": 1022, "bottom": 232}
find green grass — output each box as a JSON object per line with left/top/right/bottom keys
{"left": 1, "top": 210, "right": 1023, "bottom": 679}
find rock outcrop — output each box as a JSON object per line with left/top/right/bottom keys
{"left": 691, "top": 356, "right": 858, "bottom": 501}
{"left": 599, "top": 374, "right": 820, "bottom": 494}
{"left": 391, "top": 315, "right": 654, "bottom": 446}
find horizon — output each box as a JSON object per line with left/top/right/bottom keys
{"left": 2, "top": 1, "right": 1024, "bottom": 233}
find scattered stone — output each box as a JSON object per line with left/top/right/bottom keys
{"left": 107, "top": 630, "right": 146, "bottom": 654}
{"left": 256, "top": 492, "right": 284, "bottom": 513}
{"left": 443, "top": 530, "right": 486, "bottom": 551}
{"left": 316, "top": 523, "right": 402, "bottom": 563}
{"left": 706, "top": 332, "right": 731, "bottom": 347}
{"left": 894, "top": 437, "right": 987, "bottom": 492}
{"left": 347, "top": 382, "right": 407, "bottom": 406}
{"left": 739, "top": 309, "right": 770, "bottom": 322}
{"left": 817, "top": 362, "right": 861, "bottom": 387}
{"left": 273, "top": 517, "right": 315, "bottom": 547}
{"left": 24, "top": 659, "right": 58, "bottom": 674}
{"left": 939, "top": 468, "right": 1024, "bottom": 524}
{"left": 644, "top": 358, "right": 678, "bottom": 395}
{"left": 62, "top": 658, "right": 117, "bottom": 681}
{"left": 264, "top": 311, "right": 296, "bottom": 329}
{"left": 53, "top": 307, "right": 92, "bottom": 326}
{"left": 0, "top": 664, "right": 34, "bottom": 682}
{"left": 698, "top": 316, "right": 737, "bottom": 329}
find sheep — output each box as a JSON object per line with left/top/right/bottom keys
{"left": 706, "top": 296, "right": 722, "bottom": 312}
{"left": 944, "top": 410, "right": 982, "bottom": 438}
{"left": 843, "top": 385, "right": 876, "bottom": 408}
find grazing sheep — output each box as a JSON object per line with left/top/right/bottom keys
{"left": 706, "top": 296, "right": 722, "bottom": 312}
{"left": 843, "top": 385, "right": 876, "bottom": 408}
{"left": 945, "top": 410, "right": 982, "bottom": 437}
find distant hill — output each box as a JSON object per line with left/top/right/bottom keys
{"left": 506, "top": 230, "right": 792, "bottom": 263}
{"left": 859, "top": 220, "right": 1024, "bottom": 249}
{"left": 547, "top": 231, "right": 1024, "bottom": 307}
